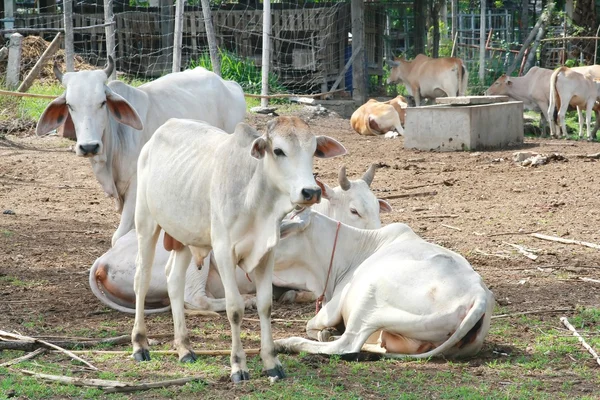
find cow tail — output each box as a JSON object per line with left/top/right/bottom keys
{"left": 459, "top": 63, "right": 468, "bottom": 96}
{"left": 382, "top": 295, "right": 488, "bottom": 360}
{"left": 549, "top": 68, "right": 563, "bottom": 124}
{"left": 88, "top": 259, "right": 171, "bottom": 315}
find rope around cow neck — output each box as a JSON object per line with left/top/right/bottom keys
{"left": 315, "top": 221, "right": 341, "bottom": 314}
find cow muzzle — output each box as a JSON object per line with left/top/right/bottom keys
{"left": 299, "top": 187, "right": 322, "bottom": 205}
{"left": 77, "top": 142, "right": 101, "bottom": 157}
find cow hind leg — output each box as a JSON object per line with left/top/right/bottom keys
{"left": 131, "top": 221, "right": 160, "bottom": 362}
{"left": 577, "top": 106, "right": 585, "bottom": 139}
{"left": 166, "top": 247, "right": 197, "bottom": 362}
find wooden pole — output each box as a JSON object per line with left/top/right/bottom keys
{"left": 479, "top": 0, "right": 486, "bottom": 82}
{"left": 63, "top": 0, "right": 74, "bottom": 72}
{"left": 200, "top": 0, "right": 220, "bottom": 76}
{"left": 160, "top": 0, "right": 174, "bottom": 71}
{"left": 172, "top": 0, "right": 184, "bottom": 73}
{"left": 103, "top": 0, "right": 116, "bottom": 80}
{"left": 351, "top": 0, "right": 366, "bottom": 105}
{"left": 6, "top": 33, "right": 23, "bottom": 90}
{"left": 451, "top": 0, "right": 457, "bottom": 42}
{"left": 17, "top": 32, "right": 62, "bottom": 92}
{"left": 260, "top": 0, "right": 271, "bottom": 108}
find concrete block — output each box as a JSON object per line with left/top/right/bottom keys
{"left": 404, "top": 101, "right": 524, "bottom": 152}
{"left": 435, "top": 95, "right": 509, "bottom": 105}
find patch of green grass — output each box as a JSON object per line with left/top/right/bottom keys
{"left": 1, "top": 229, "right": 14, "bottom": 237}
{"left": 0, "top": 275, "right": 47, "bottom": 288}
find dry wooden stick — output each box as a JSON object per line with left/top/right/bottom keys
{"left": 420, "top": 214, "right": 459, "bottom": 219}
{"left": 441, "top": 224, "right": 462, "bottom": 231}
{"left": 0, "top": 334, "right": 131, "bottom": 350}
{"left": 487, "top": 229, "right": 541, "bottom": 237}
{"left": 104, "top": 376, "right": 209, "bottom": 394}
{"left": 0, "top": 330, "right": 97, "bottom": 370}
{"left": 243, "top": 318, "right": 308, "bottom": 323}
{"left": 492, "top": 308, "right": 575, "bottom": 319}
{"left": 578, "top": 277, "right": 600, "bottom": 284}
{"left": 19, "top": 369, "right": 125, "bottom": 388}
{"left": 503, "top": 242, "right": 539, "bottom": 260}
{"left": 560, "top": 316, "right": 600, "bottom": 367}
{"left": 399, "top": 180, "right": 455, "bottom": 190}
{"left": 531, "top": 233, "right": 600, "bottom": 250}
{"left": 380, "top": 190, "right": 438, "bottom": 200}
{"left": 64, "top": 348, "right": 261, "bottom": 356}
{"left": 0, "top": 348, "right": 46, "bottom": 367}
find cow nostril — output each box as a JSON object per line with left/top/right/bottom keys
{"left": 80, "top": 143, "right": 100, "bottom": 155}
{"left": 301, "top": 188, "right": 322, "bottom": 202}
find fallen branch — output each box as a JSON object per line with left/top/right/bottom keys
{"left": 64, "top": 348, "right": 261, "bottom": 356}
{"left": 492, "top": 308, "right": 575, "bottom": 319}
{"left": 441, "top": 224, "right": 462, "bottom": 231}
{"left": 575, "top": 152, "right": 600, "bottom": 159}
{"left": 503, "top": 242, "right": 539, "bottom": 260}
{"left": 0, "top": 330, "right": 97, "bottom": 370}
{"left": 531, "top": 233, "right": 600, "bottom": 250}
{"left": 380, "top": 190, "right": 438, "bottom": 200}
{"left": 0, "top": 334, "right": 131, "bottom": 350}
{"left": 561, "top": 316, "right": 600, "bottom": 367}
{"left": 473, "top": 249, "right": 512, "bottom": 259}
{"left": 420, "top": 214, "right": 459, "bottom": 219}
{"left": 578, "top": 277, "right": 600, "bottom": 284}
{"left": 243, "top": 318, "right": 308, "bottom": 323}
{"left": 487, "top": 229, "right": 541, "bottom": 237}
{"left": 0, "top": 348, "right": 46, "bottom": 367}
{"left": 18, "top": 370, "right": 208, "bottom": 393}
{"left": 399, "top": 180, "right": 455, "bottom": 190}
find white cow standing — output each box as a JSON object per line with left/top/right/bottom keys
{"left": 274, "top": 209, "right": 494, "bottom": 359}
{"left": 36, "top": 57, "right": 246, "bottom": 245}
{"left": 131, "top": 116, "right": 346, "bottom": 382}
{"left": 88, "top": 165, "right": 392, "bottom": 314}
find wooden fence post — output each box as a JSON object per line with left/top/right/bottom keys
{"left": 63, "top": 0, "right": 74, "bottom": 72}
{"left": 201, "top": 0, "right": 220, "bottom": 76}
{"left": 351, "top": 0, "right": 366, "bottom": 105}
{"left": 173, "top": 0, "right": 184, "bottom": 73}
{"left": 6, "top": 33, "right": 23, "bottom": 90}
{"left": 260, "top": 0, "right": 271, "bottom": 108}
{"left": 18, "top": 32, "right": 62, "bottom": 92}
{"left": 479, "top": 0, "right": 486, "bottom": 82}
{"left": 104, "top": 0, "right": 116, "bottom": 80}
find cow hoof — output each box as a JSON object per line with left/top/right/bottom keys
{"left": 231, "top": 370, "right": 250, "bottom": 383}
{"left": 132, "top": 349, "right": 151, "bottom": 362}
{"left": 180, "top": 351, "right": 197, "bottom": 363}
{"left": 265, "top": 365, "right": 286, "bottom": 380}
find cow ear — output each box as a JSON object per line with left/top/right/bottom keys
{"left": 104, "top": 87, "right": 144, "bottom": 130}
{"left": 251, "top": 136, "right": 268, "bottom": 159}
{"left": 506, "top": 79, "right": 512, "bottom": 86}
{"left": 36, "top": 93, "right": 69, "bottom": 136}
{"left": 378, "top": 199, "right": 392, "bottom": 214}
{"left": 315, "top": 177, "right": 335, "bottom": 200}
{"left": 315, "top": 136, "right": 347, "bottom": 158}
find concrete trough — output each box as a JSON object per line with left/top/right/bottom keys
{"left": 404, "top": 96, "right": 524, "bottom": 152}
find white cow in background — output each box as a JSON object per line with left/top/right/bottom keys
{"left": 88, "top": 165, "right": 392, "bottom": 314}
{"left": 274, "top": 209, "right": 494, "bottom": 359}
{"left": 131, "top": 116, "right": 346, "bottom": 383}
{"left": 36, "top": 57, "right": 246, "bottom": 245}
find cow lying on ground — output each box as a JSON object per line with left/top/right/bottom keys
{"left": 386, "top": 54, "right": 468, "bottom": 106}
{"left": 131, "top": 116, "right": 345, "bottom": 383}
{"left": 350, "top": 96, "right": 408, "bottom": 139}
{"left": 274, "top": 208, "right": 494, "bottom": 359}
{"left": 36, "top": 57, "right": 246, "bottom": 246}
{"left": 485, "top": 66, "right": 600, "bottom": 137}
{"left": 548, "top": 66, "right": 600, "bottom": 140}
{"left": 89, "top": 165, "right": 392, "bottom": 314}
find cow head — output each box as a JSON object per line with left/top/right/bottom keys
{"left": 485, "top": 74, "right": 510, "bottom": 96}
{"left": 315, "top": 164, "right": 391, "bottom": 229}
{"left": 36, "top": 56, "right": 144, "bottom": 158}
{"left": 386, "top": 56, "right": 409, "bottom": 84}
{"left": 251, "top": 116, "right": 346, "bottom": 207}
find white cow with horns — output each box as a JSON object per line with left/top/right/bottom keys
{"left": 89, "top": 165, "right": 392, "bottom": 314}
{"left": 36, "top": 57, "right": 246, "bottom": 246}
{"left": 274, "top": 208, "right": 494, "bottom": 359}
{"left": 131, "top": 116, "right": 346, "bottom": 383}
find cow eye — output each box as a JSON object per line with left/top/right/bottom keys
{"left": 100, "top": 100, "right": 107, "bottom": 108}
{"left": 274, "top": 148, "right": 286, "bottom": 157}
{"left": 350, "top": 208, "right": 361, "bottom": 217}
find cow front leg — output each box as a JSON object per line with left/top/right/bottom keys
{"left": 592, "top": 109, "right": 600, "bottom": 139}
{"left": 213, "top": 245, "right": 248, "bottom": 383}
{"left": 577, "top": 106, "right": 585, "bottom": 139}
{"left": 305, "top": 295, "right": 344, "bottom": 341}
{"left": 250, "top": 251, "right": 285, "bottom": 381}
{"left": 131, "top": 223, "right": 160, "bottom": 362}
{"left": 166, "top": 247, "right": 196, "bottom": 362}
{"left": 585, "top": 103, "right": 594, "bottom": 141}
{"left": 558, "top": 103, "right": 569, "bottom": 139}
{"left": 112, "top": 179, "right": 137, "bottom": 246}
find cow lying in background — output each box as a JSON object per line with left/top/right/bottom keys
{"left": 386, "top": 54, "right": 468, "bottom": 106}
{"left": 485, "top": 66, "right": 600, "bottom": 137}
{"left": 36, "top": 57, "right": 246, "bottom": 246}
{"left": 275, "top": 209, "right": 494, "bottom": 359}
{"left": 89, "top": 165, "right": 392, "bottom": 314}
{"left": 548, "top": 66, "right": 600, "bottom": 140}
{"left": 131, "top": 116, "right": 345, "bottom": 382}
{"left": 350, "top": 96, "right": 408, "bottom": 139}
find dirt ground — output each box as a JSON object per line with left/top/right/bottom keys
{"left": 1, "top": 108, "right": 600, "bottom": 397}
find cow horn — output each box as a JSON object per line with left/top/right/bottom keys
{"left": 103, "top": 55, "right": 115, "bottom": 78}
{"left": 53, "top": 62, "right": 63, "bottom": 83}
{"left": 362, "top": 164, "right": 376, "bottom": 187}
{"left": 386, "top": 59, "right": 400, "bottom": 67}
{"left": 338, "top": 166, "right": 351, "bottom": 191}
